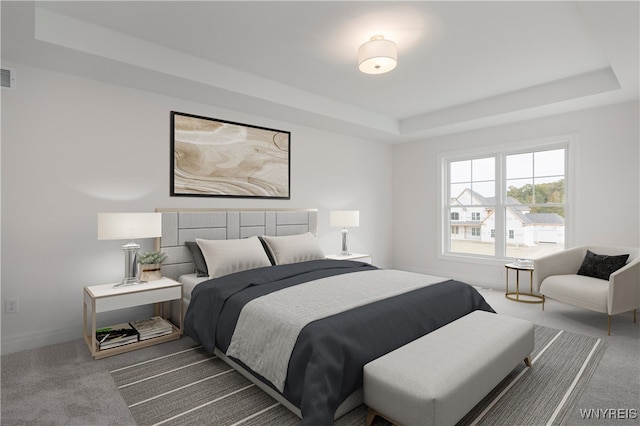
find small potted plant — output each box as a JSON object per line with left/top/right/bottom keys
{"left": 137, "top": 251, "right": 167, "bottom": 281}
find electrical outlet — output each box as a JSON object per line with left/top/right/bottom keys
{"left": 6, "top": 298, "right": 19, "bottom": 314}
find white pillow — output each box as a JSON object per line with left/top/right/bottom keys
{"left": 196, "top": 236, "right": 272, "bottom": 279}
{"left": 261, "top": 232, "right": 325, "bottom": 265}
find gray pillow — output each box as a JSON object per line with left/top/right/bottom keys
{"left": 185, "top": 241, "right": 208, "bottom": 277}
{"left": 577, "top": 250, "right": 629, "bottom": 280}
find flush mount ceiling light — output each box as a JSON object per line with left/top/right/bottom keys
{"left": 358, "top": 35, "right": 397, "bottom": 75}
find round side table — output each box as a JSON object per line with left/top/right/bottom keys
{"left": 505, "top": 263, "right": 544, "bottom": 304}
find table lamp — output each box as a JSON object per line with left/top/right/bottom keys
{"left": 98, "top": 212, "right": 162, "bottom": 286}
{"left": 330, "top": 210, "right": 359, "bottom": 256}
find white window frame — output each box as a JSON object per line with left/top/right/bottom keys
{"left": 438, "top": 134, "right": 576, "bottom": 265}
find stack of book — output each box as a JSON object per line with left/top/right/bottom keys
{"left": 130, "top": 316, "right": 173, "bottom": 340}
{"left": 95, "top": 323, "right": 139, "bottom": 350}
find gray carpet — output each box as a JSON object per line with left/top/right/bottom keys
{"left": 2, "top": 288, "right": 637, "bottom": 425}
{"left": 110, "top": 325, "right": 606, "bottom": 426}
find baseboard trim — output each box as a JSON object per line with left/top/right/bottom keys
{"left": 1, "top": 325, "right": 83, "bottom": 355}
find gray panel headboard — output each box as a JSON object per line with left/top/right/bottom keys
{"left": 155, "top": 208, "right": 318, "bottom": 280}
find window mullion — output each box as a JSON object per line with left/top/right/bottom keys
{"left": 494, "top": 153, "right": 505, "bottom": 258}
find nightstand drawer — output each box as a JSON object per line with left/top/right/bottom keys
{"left": 94, "top": 286, "right": 181, "bottom": 312}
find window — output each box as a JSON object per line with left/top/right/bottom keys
{"left": 504, "top": 149, "right": 566, "bottom": 258}
{"left": 442, "top": 139, "right": 569, "bottom": 261}
{"left": 447, "top": 156, "right": 496, "bottom": 256}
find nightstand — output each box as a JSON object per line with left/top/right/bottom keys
{"left": 83, "top": 277, "right": 183, "bottom": 359}
{"left": 326, "top": 253, "right": 373, "bottom": 265}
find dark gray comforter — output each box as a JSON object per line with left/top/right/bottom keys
{"left": 184, "top": 259, "right": 494, "bottom": 425}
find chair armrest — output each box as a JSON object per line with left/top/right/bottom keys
{"left": 533, "top": 247, "right": 585, "bottom": 292}
{"left": 608, "top": 258, "right": 640, "bottom": 315}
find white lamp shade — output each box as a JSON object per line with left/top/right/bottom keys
{"left": 330, "top": 211, "right": 360, "bottom": 228}
{"left": 358, "top": 36, "right": 397, "bottom": 74}
{"left": 98, "top": 212, "right": 162, "bottom": 240}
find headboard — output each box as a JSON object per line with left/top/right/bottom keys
{"left": 155, "top": 208, "right": 318, "bottom": 281}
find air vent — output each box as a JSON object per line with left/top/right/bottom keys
{"left": 1, "top": 68, "right": 16, "bottom": 90}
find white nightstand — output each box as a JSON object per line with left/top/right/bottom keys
{"left": 83, "top": 277, "right": 183, "bottom": 359}
{"left": 326, "top": 253, "right": 373, "bottom": 265}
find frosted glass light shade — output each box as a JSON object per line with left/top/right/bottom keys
{"left": 358, "top": 36, "right": 397, "bottom": 74}
{"left": 330, "top": 211, "right": 360, "bottom": 228}
{"left": 98, "top": 212, "right": 162, "bottom": 240}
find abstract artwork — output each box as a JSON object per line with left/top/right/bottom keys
{"left": 171, "top": 111, "right": 290, "bottom": 199}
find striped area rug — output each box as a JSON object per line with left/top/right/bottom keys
{"left": 111, "top": 325, "right": 606, "bottom": 426}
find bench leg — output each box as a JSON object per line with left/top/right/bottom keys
{"left": 524, "top": 355, "right": 532, "bottom": 367}
{"left": 367, "top": 407, "right": 400, "bottom": 426}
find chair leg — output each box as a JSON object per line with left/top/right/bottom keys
{"left": 366, "top": 408, "right": 377, "bottom": 426}
{"left": 608, "top": 315, "right": 611, "bottom": 336}
{"left": 634, "top": 308, "right": 637, "bottom": 323}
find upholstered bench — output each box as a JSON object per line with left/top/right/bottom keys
{"left": 363, "top": 310, "right": 534, "bottom": 426}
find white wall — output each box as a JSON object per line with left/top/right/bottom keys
{"left": 392, "top": 101, "right": 640, "bottom": 288}
{"left": 3, "top": 63, "right": 638, "bottom": 354}
{"left": 0, "top": 64, "right": 393, "bottom": 354}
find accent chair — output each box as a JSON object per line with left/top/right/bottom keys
{"left": 533, "top": 245, "right": 640, "bottom": 335}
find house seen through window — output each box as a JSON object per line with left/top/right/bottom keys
{"left": 444, "top": 144, "right": 567, "bottom": 260}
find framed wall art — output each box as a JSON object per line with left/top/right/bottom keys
{"left": 170, "top": 111, "right": 290, "bottom": 199}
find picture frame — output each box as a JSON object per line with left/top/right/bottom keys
{"left": 170, "top": 111, "right": 290, "bottom": 199}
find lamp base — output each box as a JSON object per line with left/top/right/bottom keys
{"left": 112, "top": 240, "right": 147, "bottom": 287}
{"left": 340, "top": 228, "right": 351, "bottom": 256}
{"left": 113, "top": 277, "right": 147, "bottom": 288}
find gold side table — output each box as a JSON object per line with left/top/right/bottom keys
{"left": 505, "top": 263, "right": 544, "bottom": 304}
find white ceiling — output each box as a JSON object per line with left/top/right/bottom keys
{"left": 2, "top": 1, "right": 638, "bottom": 143}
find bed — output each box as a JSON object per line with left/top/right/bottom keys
{"left": 156, "top": 208, "right": 494, "bottom": 425}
